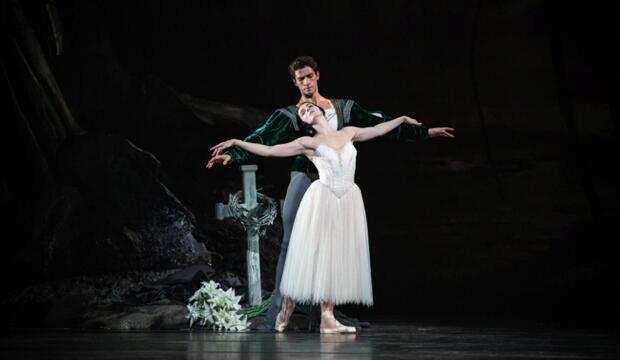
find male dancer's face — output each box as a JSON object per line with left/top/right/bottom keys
{"left": 292, "top": 66, "right": 320, "bottom": 98}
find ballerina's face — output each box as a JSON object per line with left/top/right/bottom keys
{"left": 297, "top": 102, "right": 322, "bottom": 125}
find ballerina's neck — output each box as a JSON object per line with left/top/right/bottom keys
{"left": 313, "top": 118, "right": 337, "bottom": 135}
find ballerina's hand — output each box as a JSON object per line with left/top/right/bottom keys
{"left": 428, "top": 127, "right": 455, "bottom": 138}
{"left": 206, "top": 154, "right": 231, "bottom": 169}
{"left": 403, "top": 116, "right": 423, "bottom": 126}
{"left": 210, "top": 139, "right": 237, "bottom": 156}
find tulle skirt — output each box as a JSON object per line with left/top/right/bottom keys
{"left": 279, "top": 181, "right": 373, "bottom": 306}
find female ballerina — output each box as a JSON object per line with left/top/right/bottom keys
{"left": 209, "top": 102, "right": 424, "bottom": 333}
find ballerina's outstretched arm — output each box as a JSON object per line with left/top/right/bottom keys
{"left": 345, "top": 116, "right": 427, "bottom": 142}
{"left": 207, "top": 136, "right": 314, "bottom": 168}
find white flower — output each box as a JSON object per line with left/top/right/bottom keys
{"left": 186, "top": 280, "right": 249, "bottom": 332}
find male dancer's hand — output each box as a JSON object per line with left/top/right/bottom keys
{"left": 206, "top": 154, "right": 231, "bottom": 169}
{"left": 428, "top": 127, "right": 455, "bottom": 138}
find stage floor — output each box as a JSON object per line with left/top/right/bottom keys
{"left": 2, "top": 323, "right": 618, "bottom": 359}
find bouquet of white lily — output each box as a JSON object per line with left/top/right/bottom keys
{"left": 186, "top": 280, "right": 250, "bottom": 331}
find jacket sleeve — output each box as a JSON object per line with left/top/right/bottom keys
{"left": 348, "top": 101, "right": 429, "bottom": 141}
{"left": 223, "top": 110, "right": 296, "bottom": 164}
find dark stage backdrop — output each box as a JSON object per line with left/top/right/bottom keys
{"left": 3, "top": 0, "right": 619, "bottom": 326}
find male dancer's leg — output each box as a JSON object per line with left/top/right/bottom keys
{"left": 257, "top": 171, "right": 317, "bottom": 330}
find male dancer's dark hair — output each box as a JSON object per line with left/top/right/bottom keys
{"left": 288, "top": 56, "right": 319, "bottom": 78}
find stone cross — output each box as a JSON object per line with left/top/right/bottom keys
{"left": 241, "top": 165, "right": 262, "bottom": 306}
{"left": 215, "top": 165, "right": 262, "bottom": 306}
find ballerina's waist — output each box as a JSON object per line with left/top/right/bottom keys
{"left": 318, "top": 178, "right": 356, "bottom": 189}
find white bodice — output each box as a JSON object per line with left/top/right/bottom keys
{"left": 324, "top": 108, "right": 338, "bottom": 129}
{"left": 311, "top": 142, "right": 357, "bottom": 198}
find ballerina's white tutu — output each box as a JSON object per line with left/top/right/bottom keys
{"left": 279, "top": 141, "right": 373, "bottom": 306}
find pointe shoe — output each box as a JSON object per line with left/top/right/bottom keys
{"left": 274, "top": 311, "right": 288, "bottom": 332}
{"left": 320, "top": 310, "right": 356, "bottom": 334}
{"left": 274, "top": 297, "right": 295, "bottom": 332}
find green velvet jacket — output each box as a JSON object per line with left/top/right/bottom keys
{"left": 224, "top": 99, "right": 429, "bottom": 173}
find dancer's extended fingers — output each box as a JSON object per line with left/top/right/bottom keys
{"left": 210, "top": 143, "right": 224, "bottom": 152}
{"left": 206, "top": 156, "right": 220, "bottom": 169}
{"left": 212, "top": 141, "right": 227, "bottom": 150}
{"left": 207, "top": 155, "right": 230, "bottom": 167}
{"left": 214, "top": 144, "right": 227, "bottom": 155}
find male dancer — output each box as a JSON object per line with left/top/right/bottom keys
{"left": 207, "top": 56, "right": 454, "bottom": 330}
